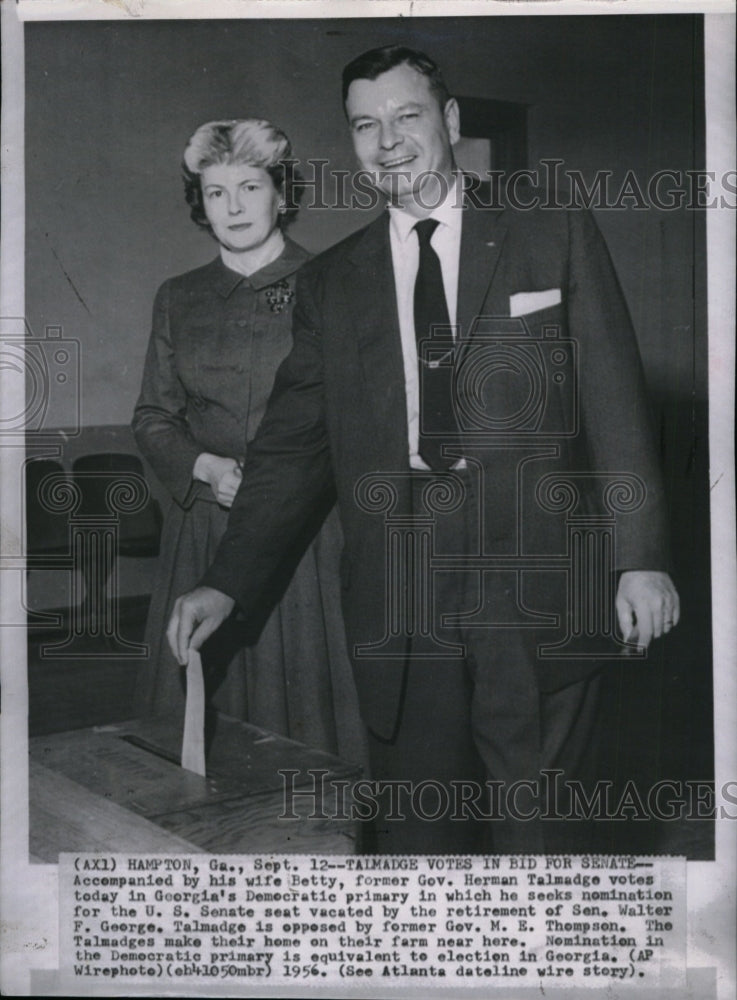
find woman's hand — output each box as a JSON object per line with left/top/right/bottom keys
{"left": 193, "top": 453, "right": 243, "bottom": 508}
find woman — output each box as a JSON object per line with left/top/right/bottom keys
{"left": 132, "top": 118, "right": 364, "bottom": 767}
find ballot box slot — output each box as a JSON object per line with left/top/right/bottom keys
{"left": 119, "top": 733, "right": 181, "bottom": 767}
{"left": 119, "top": 731, "right": 348, "bottom": 795}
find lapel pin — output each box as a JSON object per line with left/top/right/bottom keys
{"left": 485, "top": 240, "right": 496, "bottom": 247}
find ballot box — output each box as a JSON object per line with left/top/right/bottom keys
{"left": 30, "top": 715, "right": 362, "bottom": 861}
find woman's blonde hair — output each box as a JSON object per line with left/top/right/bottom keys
{"left": 182, "top": 118, "right": 299, "bottom": 231}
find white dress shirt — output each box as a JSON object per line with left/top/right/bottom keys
{"left": 388, "top": 176, "right": 463, "bottom": 469}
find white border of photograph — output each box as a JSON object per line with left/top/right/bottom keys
{"left": 1, "top": 1, "right": 734, "bottom": 997}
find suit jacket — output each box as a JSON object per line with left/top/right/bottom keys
{"left": 203, "top": 188, "right": 670, "bottom": 740}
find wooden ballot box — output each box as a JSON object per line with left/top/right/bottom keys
{"left": 30, "top": 716, "right": 362, "bottom": 861}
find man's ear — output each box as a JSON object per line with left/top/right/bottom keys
{"left": 444, "top": 97, "right": 461, "bottom": 145}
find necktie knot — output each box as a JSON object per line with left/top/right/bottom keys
{"left": 414, "top": 218, "right": 440, "bottom": 247}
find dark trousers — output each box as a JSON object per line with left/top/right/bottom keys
{"left": 364, "top": 471, "right": 602, "bottom": 855}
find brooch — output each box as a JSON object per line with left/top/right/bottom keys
{"left": 264, "top": 280, "right": 294, "bottom": 313}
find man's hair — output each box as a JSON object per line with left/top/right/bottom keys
{"left": 341, "top": 45, "right": 451, "bottom": 112}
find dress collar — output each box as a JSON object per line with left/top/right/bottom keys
{"left": 212, "top": 237, "right": 310, "bottom": 298}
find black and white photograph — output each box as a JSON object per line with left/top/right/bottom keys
{"left": 0, "top": 1, "right": 734, "bottom": 996}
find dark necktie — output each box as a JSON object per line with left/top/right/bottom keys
{"left": 414, "top": 218, "right": 459, "bottom": 470}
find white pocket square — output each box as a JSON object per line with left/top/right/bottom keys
{"left": 509, "top": 288, "right": 562, "bottom": 317}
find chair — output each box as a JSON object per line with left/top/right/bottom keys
{"left": 25, "top": 458, "right": 72, "bottom": 631}
{"left": 25, "top": 458, "right": 71, "bottom": 562}
{"left": 40, "top": 452, "right": 163, "bottom": 656}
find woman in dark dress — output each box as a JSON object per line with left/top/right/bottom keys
{"left": 132, "top": 118, "right": 364, "bottom": 766}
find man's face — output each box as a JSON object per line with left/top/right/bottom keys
{"left": 346, "top": 62, "right": 460, "bottom": 210}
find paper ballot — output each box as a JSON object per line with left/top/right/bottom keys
{"left": 181, "top": 647, "right": 206, "bottom": 776}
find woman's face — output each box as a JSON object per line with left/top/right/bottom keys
{"left": 201, "top": 162, "right": 281, "bottom": 254}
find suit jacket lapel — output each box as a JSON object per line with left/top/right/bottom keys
{"left": 347, "top": 215, "right": 408, "bottom": 463}
{"left": 457, "top": 193, "right": 509, "bottom": 341}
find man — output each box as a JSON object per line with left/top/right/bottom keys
{"left": 168, "top": 46, "right": 679, "bottom": 853}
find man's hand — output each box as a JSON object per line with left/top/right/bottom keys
{"left": 616, "top": 570, "right": 680, "bottom": 650}
{"left": 167, "top": 586, "right": 235, "bottom": 665}
{"left": 193, "top": 453, "right": 242, "bottom": 508}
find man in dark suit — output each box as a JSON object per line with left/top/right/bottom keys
{"left": 168, "top": 45, "right": 679, "bottom": 854}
